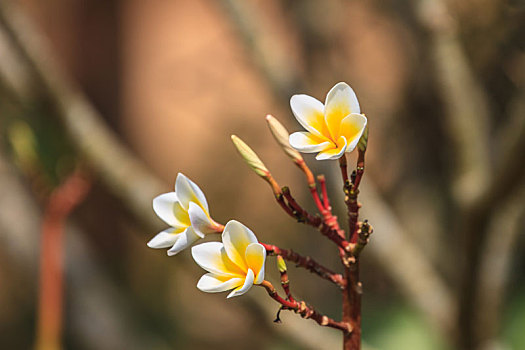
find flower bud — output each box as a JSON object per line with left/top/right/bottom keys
{"left": 357, "top": 123, "right": 368, "bottom": 152}
{"left": 265, "top": 115, "right": 303, "bottom": 162}
{"left": 231, "top": 135, "right": 269, "bottom": 178}
{"left": 8, "top": 120, "right": 38, "bottom": 172}
{"left": 276, "top": 255, "right": 287, "bottom": 273}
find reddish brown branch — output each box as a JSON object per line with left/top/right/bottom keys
{"left": 293, "top": 161, "right": 349, "bottom": 255}
{"left": 319, "top": 222, "right": 353, "bottom": 253}
{"left": 339, "top": 154, "right": 349, "bottom": 185}
{"left": 340, "top": 150, "right": 367, "bottom": 349}
{"left": 36, "top": 170, "right": 91, "bottom": 350}
{"left": 281, "top": 186, "right": 319, "bottom": 224}
{"left": 268, "top": 155, "right": 351, "bottom": 257}
{"left": 280, "top": 187, "right": 351, "bottom": 252}
{"left": 343, "top": 262, "right": 361, "bottom": 349}
{"left": 318, "top": 175, "right": 330, "bottom": 210}
{"left": 262, "top": 243, "right": 345, "bottom": 289}
{"left": 275, "top": 192, "right": 296, "bottom": 217}
{"left": 261, "top": 281, "right": 352, "bottom": 333}
{"left": 295, "top": 158, "right": 333, "bottom": 217}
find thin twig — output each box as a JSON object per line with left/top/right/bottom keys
{"left": 295, "top": 158, "right": 348, "bottom": 264}
{"left": 280, "top": 186, "right": 352, "bottom": 252}
{"left": 262, "top": 243, "right": 345, "bottom": 289}
{"left": 281, "top": 186, "right": 319, "bottom": 225}
{"left": 318, "top": 175, "right": 330, "bottom": 210}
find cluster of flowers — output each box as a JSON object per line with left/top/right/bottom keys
{"left": 148, "top": 82, "right": 367, "bottom": 298}
{"left": 148, "top": 173, "right": 266, "bottom": 298}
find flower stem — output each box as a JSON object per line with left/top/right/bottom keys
{"left": 260, "top": 280, "right": 352, "bottom": 333}
{"left": 280, "top": 187, "right": 352, "bottom": 252}
{"left": 318, "top": 175, "right": 330, "bottom": 210}
{"left": 339, "top": 153, "right": 349, "bottom": 184}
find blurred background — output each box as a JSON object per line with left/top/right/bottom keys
{"left": 0, "top": 0, "right": 524, "bottom": 349}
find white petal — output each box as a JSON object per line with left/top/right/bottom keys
{"left": 147, "top": 228, "right": 181, "bottom": 249}
{"left": 255, "top": 263, "right": 265, "bottom": 285}
{"left": 340, "top": 114, "right": 367, "bottom": 153}
{"left": 191, "top": 242, "right": 246, "bottom": 277}
{"left": 188, "top": 202, "right": 215, "bottom": 237}
{"left": 324, "top": 82, "right": 360, "bottom": 139}
{"left": 175, "top": 173, "right": 209, "bottom": 211}
{"left": 315, "top": 136, "right": 347, "bottom": 160}
{"left": 289, "top": 132, "right": 332, "bottom": 153}
{"left": 227, "top": 269, "right": 255, "bottom": 298}
{"left": 325, "top": 82, "right": 360, "bottom": 115}
{"left": 167, "top": 227, "right": 201, "bottom": 256}
{"left": 245, "top": 243, "right": 266, "bottom": 284}
{"left": 196, "top": 273, "right": 244, "bottom": 293}
{"left": 290, "top": 94, "right": 330, "bottom": 138}
{"left": 153, "top": 192, "right": 189, "bottom": 227}
{"left": 222, "top": 220, "right": 258, "bottom": 270}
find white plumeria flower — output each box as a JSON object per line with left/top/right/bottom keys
{"left": 148, "top": 173, "right": 222, "bottom": 256}
{"left": 289, "top": 82, "right": 368, "bottom": 160}
{"left": 191, "top": 220, "right": 266, "bottom": 298}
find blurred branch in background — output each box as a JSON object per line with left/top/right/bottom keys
{"left": 416, "top": 0, "right": 491, "bottom": 207}
{"left": 0, "top": 151, "right": 174, "bottom": 350}
{"left": 220, "top": 0, "right": 304, "bottom": 100}
{"left": 359, "top": 183, "right": 457, "bottom": 338}
{"left": 36, "top": 170, "right": 90, "bottom": 350}
{"left": 415, "top": 0, "right": 525, "bottom": 347}
{"left": 473, "top": 64, "right": 525, "bottom": 348}
{"left": 0, "top": 0, "right": 164, "bottom": 229}
{"left": 282, "top": 0, "right": 346, "bottom": 87}
{"left": 475, "top": 178, "right": 525, "bottom": 349}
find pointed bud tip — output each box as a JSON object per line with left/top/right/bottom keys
{"left": 276, "top": 255, "right": 287, "bottom": 273}
{"left": 231, "top": 135, "right": 270, "bottom": 178}
{"left": 266, "top": 115, "right": 303, "bottom": 162}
